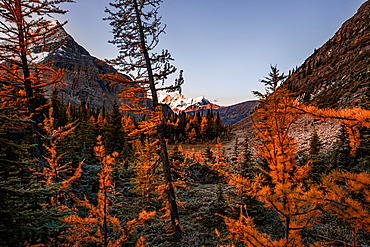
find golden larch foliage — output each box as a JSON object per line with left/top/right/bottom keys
{"left": 41, "top": 107, "right": 82, "bottom": 209}
{"left": 63, "top": 136, "right": 155, "bottom": 246}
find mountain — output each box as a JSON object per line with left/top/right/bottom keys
{"left": 186, "top": 100, "right": 258, "bottom": 126}
{"left": 158, "top": 93, "right": 258, "bottom": 126}
{"left": 232, "top": 1, "right": 370, "bottom": 152}
{"left": 32, "top": 21, "right": 124, "bottom": 111}
{"left": 287, "top": 0, "right": 370, "bottom": 109}
{"left": 158, "top": 93, "right": 221, "bottom": 113}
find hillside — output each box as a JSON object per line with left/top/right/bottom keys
{"left": 286, "top": 0, "right": 370, "bottom": 109}
{"left": 233, "top": 0, "right": 370, "bottom": 152}
{"left": 187, "top": 100, "right": 258, "bottom": 126}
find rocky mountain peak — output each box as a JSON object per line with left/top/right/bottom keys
{"left": 158, "top": 92, "right": 220, "bottom": 113}
{"left": 33, "top": 21, "right": 123, "bottom": 111}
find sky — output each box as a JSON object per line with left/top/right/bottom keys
{"left": 58, "top": 0, "right": 367, "bottom": 106}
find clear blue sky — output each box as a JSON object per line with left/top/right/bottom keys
{"left": 58, "top": 0, "right": 367, "bottom": 106}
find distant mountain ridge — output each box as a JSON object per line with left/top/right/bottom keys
{"left": 158, "top": 93, "right": 258, "bottom": 126}
{"left": 186, "top": 100, "right": 258, "bottom": 126}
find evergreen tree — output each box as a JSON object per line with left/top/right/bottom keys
{"left": 308, "top": 130, "right": 326, "bottom": 183}
{"left": 103, "top": 100, "right": 131, "bottom": 161}
{"left": 239, "top": 137, "right": 255, "bottom": 179}
{"left": 0, "top": 1, "right": 74, "bottom": 245}
{"left": 309, "top": 130, "right": 322, "bottom": 155}
{"left": 51, "top": 88, "right": 68, "bottom": 128}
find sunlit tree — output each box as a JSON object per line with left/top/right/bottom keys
{"left": 221, "top": 66, "right": 370, "bottom": 246}
{"left": 104, "top": 0, "right": 184, "bottom": 240}
{"left": 224, "top": 66, "right": 322, "bottom": 246}
{"left": 63, "top": 136, "right": 155, "bottom": 246}
{"left": 0, "top": 0, "right": 74, "bottom": 168}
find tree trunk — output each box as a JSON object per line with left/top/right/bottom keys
{"left": 15, "top": 0, "right": 46, "bottom": 170}
{"left": 132, "top": 0, "right": 182, "bottom": 241}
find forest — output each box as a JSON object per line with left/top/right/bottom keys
{"left": 1, "top": 0, "right": 370, "bottom": 246}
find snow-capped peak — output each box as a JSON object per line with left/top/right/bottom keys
{"left": 158, "top": 92, "right": 215, "bottom": 113}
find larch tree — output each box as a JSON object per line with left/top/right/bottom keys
{"left": 0, "top": 1, "right": 75, "bottom": 245}
{"left": 220, "top": 66, "right": 370, "bottom": 246}
{"left": 104, "top": 0, "right": 184, "bottom": 241}
{"left": 131, "top": 138, "right": 162, "bottom": 204}
{"left": 0, "top": 0, "right": 74, "bottom": 169}
{"left": 41, "top": 107, "right": 82, "bottom": 210}
{"left": 224, "top": 66, "right": 324, "bottom": 246}
{"left": 63, "top": 136, "right": 156, "bottom": 247}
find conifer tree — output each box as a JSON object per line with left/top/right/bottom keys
{"left": 307, "top": 130, "right": 327, "bottom": 183}
{"left": 37, "top": 107, "right": 83, "bottom": 245}
{"left": 103, "top": 100, "right": 130, "bottom": 161}
{"left": 225, "top": 66, "right": 322, "bottom": 246}
{"left": 332, "top": 124, "right": 352, "bottom": 171}
{"left": 200, "top": 115, "right": 208, "bottom": 142}
{"left": 104, "top": 0, "right": 184, "bottom": 240}
{"left": 238, "top": 137, "right": 254, "bottom": 179}
{"left": 231, "top": 137, "right": 239, "bottom": 163}
{"left": 0, "top": 0, "right": 74, "bottom": 169}
{"left": 221, "top": 66, "right": 370, "bottom": 246}
{"left": 309, "top": 130, "right": 322, "bottom": 155}
{"left": 132, "top": 139, "right": 162, "bottom": 204}
{"left": 0, "top": 1, "right": 74, "bottom": 243}
{"left": 75, "top": 101, "right": 97, "bottom": 163}
{"left": 63, "top": 136, "right": 156, "bottom": 246}
{"left": 0, "top": 80, "right": 41, "bottom": 246}
{"left": 42, "top": 107, "right": 82, "bottom": 205}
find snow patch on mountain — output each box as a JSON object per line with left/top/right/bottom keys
{"left": 158, "top": 92, "right": 215, "bottom": 113}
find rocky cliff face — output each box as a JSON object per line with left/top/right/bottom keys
{"left": 233, "top": 1, "right": 370, "bottom": 152}
{"left": 287, "top": 0, "right": 370, "bottom": 109}
{"left": 33, "top": 22, "right": 124, "bottom": 111}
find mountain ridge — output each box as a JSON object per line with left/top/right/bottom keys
{"left": 286, "top": 0, "right": 370, "bottom": 109}
{"left": 186, "top": 100, "right": 258, "bottom": 126}
{"left": 233, "top": 0, "right": 370, "bottom": 152}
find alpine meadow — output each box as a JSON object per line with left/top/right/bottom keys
{"left": 2, "top": 0, "right": 370, "bottom": 246}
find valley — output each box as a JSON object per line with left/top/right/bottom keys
{"left": 1, "top": 0, "right": 370, "bottom": 246}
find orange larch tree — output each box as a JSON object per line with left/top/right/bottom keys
{"left": 131, "top": 139, "right": 163, "bottom": 204}
{"left": 0, "top": 0, "right": 74, "bottom": 169}
{"left": 223, "top": 66, "right": 324, "bottom": 246}
{"left": 26, "top": 107, "right": 83, "bottom": 246}
{"left": 221, "top": 66, "right": 370, "bottom": 246}
{"left": 41, "top": 107, "right": 82, "bottom": 209}
{"left": 63, "top": 136, "right": 155, "bottom": 246}
{"left": 104, "top": 0, "right": 184, "bottom": 240}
